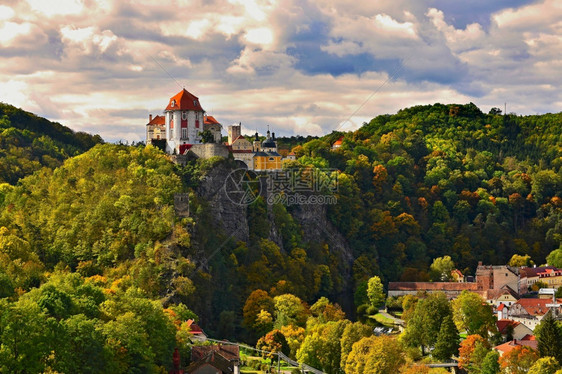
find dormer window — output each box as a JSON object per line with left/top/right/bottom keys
{"left": 171, "top": 99, "right": 176, "bottom": 107}
{"left": 194, "top": 100, "right": 198, "bottom": 106}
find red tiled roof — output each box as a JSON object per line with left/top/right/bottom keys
{"left": 147, "top": 115, "right": 165, "bottom": 126}
{"left": 521, "top": 334, "right": 536, "bottom": 341}
{"left": 494, "top": 339, "right": 538, "bottom": 354}
{"left": 498, "top": 303, "right": 505, "bottom": 311}
{"left": 520, "top": 266, "right": 557, "bottom": 278}
{"left": 165, "top": 88, "right": 205, "bottom": 112}
{"left": 496, "top": 319, "right": 520, "bottom": 334}
{"left": 192, "top": 345, "right": 239, "bottom": 362}
{"left": 487, "top": 285, "right": 520, "bottom": 301}
{"left": 186, "top": 319, "right": 203, "bottom": 334}
{"left": 388, "top": 282, "right": 479, "bottom": 291}
{"left": 332, "top": 136, "right": 344, "bottom": 146}
{"left": 232, "top": 135, "right": 246, "bottom": 142}
{"left": 204, "top": 115, "right": 220, "bottom": 125}
{"left": 515, "top": 298, "right": 562, "bottom": 316}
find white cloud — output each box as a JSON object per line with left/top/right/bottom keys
{"left": 25, "top": 0, "right": 84, "bottom": 17}
{"left": 0, "top": 5, "right": 15, "bottom": 20}
{"left": 0, "top": 22, "right": 32, "bottom": 46}
{"left": 0, "top": 0, "right": 561, "bottom": 142}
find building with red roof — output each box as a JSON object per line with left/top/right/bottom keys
{"left": 146, "top": 88, "right": 222, "bottom": 155}
{"left": 494, "top": 338, "right": 538, "bottom": 357}
{"left": 186, "top": 319, "right": 207, "bottom": 342}
{"left": 509, "top": 299, "right": 562, "bottom": 330}
{"left": 331, "top": 136, "right": 344, "bottom": 150}
{"left": 496, "top": 319, "right": 533, "bottom": 341}
{"left": 187, "top": 345, "right": 240, "bottom": 374}
{"left": 519, "top": 266, "right": 558, "bottom": 293}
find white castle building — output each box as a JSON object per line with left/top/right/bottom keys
{"left": 146, "top": 88, "right": 222, "bottom": 155}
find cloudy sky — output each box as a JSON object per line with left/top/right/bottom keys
{"left": 0, "top": 0, "right": 560, "bottom": 142}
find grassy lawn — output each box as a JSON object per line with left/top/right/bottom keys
{"left": 369, "top": 313, "right": 395, "bottom": 326}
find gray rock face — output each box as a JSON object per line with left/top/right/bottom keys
{"left": 196, "top": 163, "right": 250, "bottom": 242}
{"left": 194, "top": 164, "right": 355, "bottom": 312}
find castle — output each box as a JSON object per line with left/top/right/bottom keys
{"left": 146, "top": 88, "right": 295, "bottom": 171}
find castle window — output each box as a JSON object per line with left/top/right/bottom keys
{"left": 181, "top": 128, "right": 187, "bottom": 139}
{"left": 182, "top": 112, "right": 188, "bottom": 120}
{"left": 195, "top": 120, "right": 199, "bottom": 128}
{"left": 171, "top": 99, "right": 176, "bottom": 107}
{"left": 194, "top": 100, "right": 198, "bottom": 106}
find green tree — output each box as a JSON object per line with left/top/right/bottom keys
{"left": 481, "top": 350, "right": 501, "bottom": 374}
{"left": 547, "top": 249, "right": 562, "bottom": 268}
{"left": 536, "top": 312, "right": 562, "bottom": 363}
{"left": 432, "top": 315, "right": 460, "bottom": 361}
{"left": 344, "top": 335, "right": 405, "bottom": 374}
{"left": 199, "top": 130, "right": 215, "bottom": 143}
{"left": 430, "top": 256, "right": 455, "bottom": 281}
{"left": 0, "top": 299, "right": 50, "bottom": 374}
{"left": 403, "top": 292, "right": 452, "bottom": 354}
{"left": 367, "top": 276, "right": 385, "bottom": 309}
{"left": 340, "top": 321, "right": 372, "bottom": 368}
{"left": 452, "top": 291, "right": 496, "bottom": 336}
{"left": 55, "top": 314, "right": 110, "bottom": 374}
{"left": 508, "top": 254, "right": 534, "bottom": 267}
{"left": 297, "top": 320, "right": 350, "bottom": 374}
{"left": 528, "top": 357, "right": 560, "bottom": 374}
{"left": 273, "top": 294, "right": 309, "bottom": 328}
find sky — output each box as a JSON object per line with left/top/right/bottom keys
{"left": 0, "top": 0, "right": 561, "bottom": 142}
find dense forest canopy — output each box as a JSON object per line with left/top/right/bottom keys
{"left": 0, "top": 102, "right": 560, "bottom": 372}
{"left": 0, "top": 103, "right": 103, "bottom": 184}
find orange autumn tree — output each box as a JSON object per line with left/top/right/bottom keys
{"left": 458, "top": 334, "right": 489, "bottom": 372}
{"left": 499, "top": 346, "right": 539, "bottom": 374}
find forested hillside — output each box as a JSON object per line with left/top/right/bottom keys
{"left": 0, "top": 103, "right": 560, "bottom": 372}
{"left": 304, "top": 103, "right": 561, "bottom": 284}
{"left": 0, "top": 103, "right": 103, "bottom": 184}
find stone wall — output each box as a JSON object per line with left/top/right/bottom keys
{"left": 189, "top": 143, "right": 230, "bottom": 159}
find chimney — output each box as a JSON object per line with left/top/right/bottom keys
{"left": 149, "top": 114, "right": 152, "bottom": 122}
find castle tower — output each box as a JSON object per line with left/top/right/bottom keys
{"left": 253, "top": 131, "right": 261, "bottom": 152}
{"left": 164, "top": 88, "right": 205, "bottom": 154}
{"left": 228, "top": 123, "right": 241, "bottom": 145}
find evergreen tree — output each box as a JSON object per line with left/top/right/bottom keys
{"left": 481, "top": 350, "right": 501, "bottom": 374}
{"left": 433, "top": 315, "right": 460, "bottom": 361}
{"left": 536, "top": 312, "right": 562, "bottom": 363}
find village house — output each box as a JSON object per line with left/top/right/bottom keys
{"left": 186, "top": 319, "right": 207, "bottom": 343}
{"left": 508, "top": 299, "right": 562, "bottom": 330}
{"left": 486, "top": 285, "right": 520, "bottom": 307}
{"left": 331, "top": 136, "right": 344, "bottom": 150}
{"left": 494, "top": 335, "right": 538, "bottom": 357}
{"left": 187, "top": 345, "right": 240, "bottom": 374}
{"left": 519, "top": 266, "right": 559, "bottom": 293}
{"left": 537, "top": 268, "right": 562, "bottom": 289}
{"left": 496, "top": 319, "right": 533, "bottom": 341}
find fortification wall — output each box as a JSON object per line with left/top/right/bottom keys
{"left": 189, "top": 143, "right": 230, "bottom": 159}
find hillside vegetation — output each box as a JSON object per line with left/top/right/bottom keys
{"left": 0, "top": 103, "right": 560, "bottom": 372}
{"left": 0, "top": 103, "right": 103, "bottom": 184}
